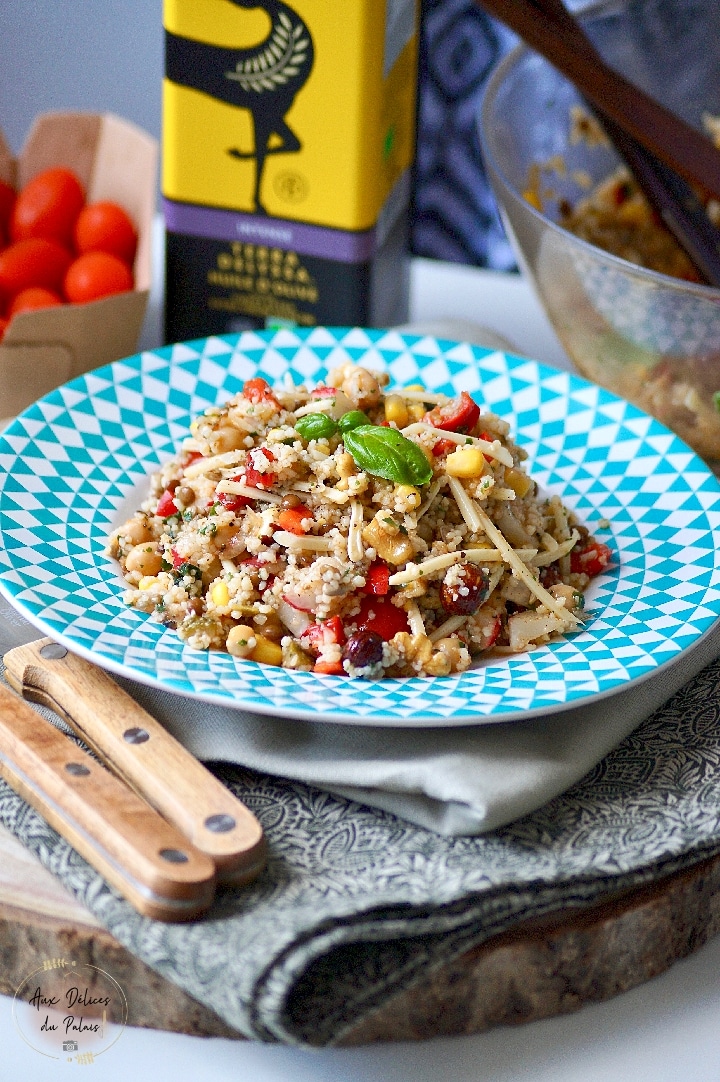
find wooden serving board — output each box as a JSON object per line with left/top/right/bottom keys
{"left": 2, "top": 818, "right": 720, "bottom": 1044}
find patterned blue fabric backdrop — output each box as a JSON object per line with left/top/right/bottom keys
{"left": 411, "top": 0, "right": 519, "bottom": 270}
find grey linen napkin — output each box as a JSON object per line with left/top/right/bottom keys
{"left": 3, "top": 598, "right": 720, "bottom": 1044}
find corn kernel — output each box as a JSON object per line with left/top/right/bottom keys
{"left": 138, "top": 576, "right": 158, "bottom": 590}
{"left": 250, "top": 634, "right": 284, "bottom": 666}
{"left": 407, "top": 402, "right": 426, "bottom": 422}
{"left": 445, "top": 447, "right": 486, "bottom": 478}
{"left": 384, "top": 394, "right": 409, "bottom": 427}
{"left": 504, "top": 467, "right": 533, "bottom": 498}
{"left": 211, "top": 581, "right": 230, "bottom": 607}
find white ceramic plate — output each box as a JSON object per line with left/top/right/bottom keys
{"left": 1, "top": 326, "right": 720, "bottom": 726}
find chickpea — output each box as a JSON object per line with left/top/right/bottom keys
{"left": 208, "top": 425, "right": 246, "bottom": 454}
{"left": 120, "top": 514, "right": 154, "bottom": 547}
{"left": 341, "top": 368, "right": 382, "bottom": 409}
{"left": 124, "top": 542, "right": 163, "bottom": 577}
{"left": 227, "top": 624, "right": 256, "bottom": 658}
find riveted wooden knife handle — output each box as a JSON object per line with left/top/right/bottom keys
{"left": 3, "top": 639, "right": 266, "bottom": 886}
{"left": 0, "top": 682, "right": 216, "bottom": 921}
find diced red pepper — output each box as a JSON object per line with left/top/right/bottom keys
{"left": 423, "top": 391, "right": 481, "bottom": 434}
{"left": 570, "top": 541, "right": 613, "bottom": 577}
{"left": 277, "top": 505, "right": 311, "bottom": 535}
{"left": 365, "top": 560, "right": 390, "bottom": 596}
{"left": 310, "top": 386, "right": 337, "bottom": 398}
{"left": 242, "top": 377, "right": 280, "bottom": 407}
{"left": 354, "top": 595, "right": 409, "bottom": 640}
{"left": 484, "top": 615, "right": 502, "bottom": 649}
{"left": 156, "top": 488, "right": 179, "bottom": 517}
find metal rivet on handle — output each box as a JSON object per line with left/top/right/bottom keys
{"left": 204, "top": 813, "right": 236, "bottom": 833}
{"left": 123, "top": 727, "right": 150, "bottom": 744}
{"left": 65, "top": 762, "right": 91, "bottom": 776}
{"left": 159, "top": 848, "right": 189, "bottom": 864}
{"left": 40, "top": 643, "right": 68, "bottom": 660}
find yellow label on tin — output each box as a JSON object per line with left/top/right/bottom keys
{"left": 162, "top": 0, "right": 418, "bottom": 231}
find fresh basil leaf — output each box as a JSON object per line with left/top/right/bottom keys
{"left": 295, "top": 412, "right": 339, "bottom": 441}
{"left": 343, "top": 425, "right": 432, "bottom": 486}
{"left": 338, "top": 409, "right": 371, "bottom": 433}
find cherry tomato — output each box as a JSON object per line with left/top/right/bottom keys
{"left": 8, "top": 287, "right": 63, "bottom": 316}
{"left": 74, "top": 200, "right": 138, "bottom": 265}
{"left": 354, "top": 595, "right": 409, "bottom": 640}
{"left": 11, "top": 167, "right": 84, "bottom": 247}
{"left": 423, "top": 391, "right": 481, "bottom": 434}
{"left": 64, "top": 250, "right": 134, "bottom": 303}
{"left": 242, "top": 377, "right": 280, "bottom": 407}
{"left": 0, "top": 238, "right": 73, "bottom": 301}
{"left": 0, "top": 179, "right": 16, "bottom": 242}
{"left": 570, "top": 541, "right": 612, "bottom": 577}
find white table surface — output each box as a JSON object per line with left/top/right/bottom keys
{"left": 3, "top": 255, "right": 720, "bottom": 1081}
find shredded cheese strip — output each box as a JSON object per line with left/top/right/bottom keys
{"left": 447, "top": 476, "right": 483, "bottom": 532}
{"left": 402, "top": 423, "right": 514, "bottom": 467}
{"left": 347, "top": 500, "right": 365, "bottom": 562}
{"left": 273, "top": 532, "right": 333, "bottom": 552}
{"left": 429, "top": 614, "right": 466, "bottom": 642}
{"left": 471, "top": 502, "right": 579, "bottom": 628}
{"left": 388, "top": 547, "right": 537, "bottom": 586}
{"left": 183, "top": 450, "right": 247, "bottom": 478}
{"left": 416, "top": 477, "right": 447, "bottom": 521}
{"left": 216, "top": 481, "right": 283, "bottom": 504}
{"left": 393, "top": 388, "right": 450, "bottom": 405}
{"left": 531, "top": 531, "right": 579, "bottom": 567}
{"left": 405, "top": 601, "right": 426, "bottom": 637}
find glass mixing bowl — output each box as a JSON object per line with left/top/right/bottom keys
{"left": 478, "top": 0, "right": 720, "bottom": 465}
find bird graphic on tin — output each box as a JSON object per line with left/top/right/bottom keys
{"left": 165, "top": 0, "right": 314, "bottom": 215}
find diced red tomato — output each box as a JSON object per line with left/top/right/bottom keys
{"left": 354, "top": 595, "right": 409, "bottom": 640}
{"left": 570, "top": 541, "right": 613, "bottom": 577}
{"left": 431, "top": 437, "right": 456, "bottom": 458}
{"left": 423, "top": 391, "right": 481, "bottom": 434}
{"left": 169, "top": 547, "right": 186, "bottom": 569}
{"left": 313, "top": 658, "right": 345, "bottom": 675}
{"left": 365, "top": 560, "right": 390, "bottom": 595}
{"left": 217, "top": 476, "right": 253, "bottom": 513}
{"left": 156, "top": 488, "right": 179, "bottom": 517}
{"left": 301, "top": 615, "right": 345, "bottom": 654}
{"left": 181, "top": 449, "right": 204, "bottom": 468}
{"left": 244, "top": 447, "right": 277, "bottom": 489}
{"left": 277, "top": 505, "right": 311, "bottom": 535}
{"left": 241, "top": 377, "right": 280, "bottom": 407}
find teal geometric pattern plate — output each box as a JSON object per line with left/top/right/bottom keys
{"left": 2, "top": 326, "right": 720, "bottom": 726}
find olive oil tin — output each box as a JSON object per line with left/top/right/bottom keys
{"left": 162, "top": 0, "right": 419, "bottom": 341}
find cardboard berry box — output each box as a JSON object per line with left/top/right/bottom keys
{"left": 0, "top": 112, "right": 158, "bottom": 425}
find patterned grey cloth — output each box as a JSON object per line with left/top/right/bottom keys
{"left": 3, "top": 632, "right": 720, "bottom": 1045}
